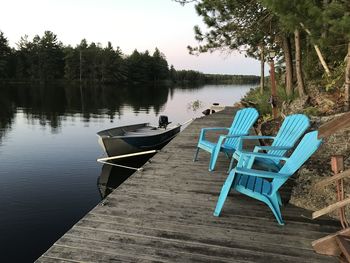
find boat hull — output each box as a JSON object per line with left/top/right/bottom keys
{"left": 97, "top": 124, "right": 181, "bottom": 157}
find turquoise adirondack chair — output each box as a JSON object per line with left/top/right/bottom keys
{"left": 194, "top": 108, "right": 259, "bottom": 171}
{"left": 228, "top": 114, "right": 310, "bottom": 172}
{"left": 214, "top": 131, "right": 322, "bottom": 225}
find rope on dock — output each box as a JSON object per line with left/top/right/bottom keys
{"left": 97, "top": 160, "right": 143, "bottom": 171}
{"left": 97, "top": 150, "right": 157, "bottom": 162}
{"left": 97, "top": 150, "right": 158, "bottom": 170}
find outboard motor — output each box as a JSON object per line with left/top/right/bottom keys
{"left": 159, "top": 115, "right": 171, "bottom": 129}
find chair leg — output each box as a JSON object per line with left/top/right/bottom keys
{"left": 193, "top": 147, "right": 200, "bottom": 162}
{"left": 266, "top": 195, "right": 284, "bottom": 225}
{"left": 227, "top": 156, "right": 235, "bottom": 173}
{"left": 276, "top": 192, "right": 282, "bottom": 206}
{"left": 209, "top": 149, "right": 220, "bottom": 171}
{"left": 214, "top": 170, "right": 236, "bottom": 216}
{"left": 246, "top": 156, "right": 255, "bottom": 169}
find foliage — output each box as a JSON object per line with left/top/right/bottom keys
{"left": 187, "top": 99, "right": 204, "bottom": 112}
{"left": 174, "top": 69, "right": 259, "bottom": 84}
{"left": 261, "top": 0, "right": 349, "bottom": 78}
{"left": 303, "top": 106, "right": 320, "bottom": 116}
{"left": 185, "top": 0, "right": 278, "bottom": 59}
{"left": 177, "top": 0, "right": 350, "bottom": 102}
{"left": 322, "top": 62, "right": 346, "bottom": 91}
{"left": 243, "top": 84, "right": 290, "bottom": 116}
{"left": 15, "top": 31, "right": 64, "bottom": 80}
{"left": 0, "top": 31, "right": 12, "bottom": 78}
{"left": 125, "top": 49, "right": 169, "bottom": 84}
{"left": 0, "top": 30, "right": 258, "bottom": 85}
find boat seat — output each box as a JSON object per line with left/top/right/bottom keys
{"left": 124, "top": 130, "right": 161, "bottom": 136}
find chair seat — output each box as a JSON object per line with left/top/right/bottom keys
{"left": 199, "top": 139, "right": 236, "bottom": 151}
{"left": 198, "top": 140, "right": 216, "bottom": 151}
{"left": 222, "top": 143, "right": 236, "bottom": 152}
{"left": 254, "top": 157, "right": 281, "bottom": 172}
{"left": 236, "top": 174, "right": 271, "bottom": 195}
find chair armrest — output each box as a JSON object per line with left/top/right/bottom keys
{"left": 201, "top": 127, "right": 230, "bottom": 132}
{"left": 222, "top": 133, "right": 248, "bottom": 139}
{"left": 235, "top": 167, "right": 289, "bottom": 179}
{"left": 237, "top": 135, "right": 276, "bottom": 151}
{"left": 200, "top": 127, "right": 229, "bottom": 140}
{"left": 240, "top": 135, "right": 276, "bottom": 140}
{"left": 239, "top": 151, "right": 289, "bottom": 161}
{"left": 211, "top": 133, "right": 249, "bottom": 152}
{"left": 254, "top": 145, "right": 292, "bottom": 152}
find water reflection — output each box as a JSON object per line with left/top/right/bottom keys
{"left": 0, "top": 82, "right": 172, "bottom": 141}
{"left": 97, "top": 155, "right": 154, "bottom": 199}
{"left": 0, "top": 87, "right": 15, "bottom": 144}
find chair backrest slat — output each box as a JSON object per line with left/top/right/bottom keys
{"left": 225, "top": 108, "right": 258, "bottom": 147}
{"left": 271, "top": 131, "right": 322, "bottom": 193}
{"left": 268, "top": 114, "right": 310, "bottom": 157}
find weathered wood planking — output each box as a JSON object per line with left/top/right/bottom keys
{"left": 318, "top": 112, "right": 350, "bottom": 139}
{"left": 37, "top": 107, "right": 339, "bottom": 263}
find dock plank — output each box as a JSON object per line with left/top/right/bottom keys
{"left": 36, "top": 107, "right": 339, "bottom": 262}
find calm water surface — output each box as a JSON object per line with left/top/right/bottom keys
{"left": 0, "top": 83, "right": 253, "bottom": 262}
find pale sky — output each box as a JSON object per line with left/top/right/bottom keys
{"left": 0, "top": 0, "right": 260, "bottom": 75}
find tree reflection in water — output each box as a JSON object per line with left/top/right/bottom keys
{"left": 0, "top": 82, "right": 172, "bottom": 142}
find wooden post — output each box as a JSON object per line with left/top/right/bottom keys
{"left": 312, "top": 228, "right": 350, "bottom": 256}
{"left": 269, "top": 59, "right": 278, "bottom": 119}
{"left": 331, "top": 155, "right": 349, "bottom": 229}
{"left": 260, "top": 46, "right": 265, "bottom": 95}
{"left": 345, "top": 42, "right": 350, "bottom": 111}
{"left": 331, "top": 155, "right": 344, "bottom": 174}
{"left": 336, "top": 235, "right": 350, "bottom": 262}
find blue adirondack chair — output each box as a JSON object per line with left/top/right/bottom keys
{"left": 214, "top": 131, "right": 322, "bottom": 225}
{"left": 228, "top": 114, "right": 310, "bottom": 172}
{"left": 194, "top": 108, "right": 259, "bottom": 171}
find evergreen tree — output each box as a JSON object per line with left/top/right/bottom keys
{"left": 100, "top": 42, "right": 127, "bottom": 83}
{"left": 38, "top": 31, "right": 65, "bottom": 80}
{"left": 64, "top": 45, "right": 79, "bottom": 80}
{"left": 0, "top": 31, "right": 11, "bottom": 78}
{"left": 176, "top": 0, "right": 294, "bottom": 95}
{"left": 169, "top": 65, "right": 177, "bottom": 82}
{"left": 126, "top": 49, "right": 152, "bottom": 83}
{"left": 150, "top": 48, "right": 169, "bottom": 81}
{"left": 322, "top": 0, "right": 350, "bottom": 109}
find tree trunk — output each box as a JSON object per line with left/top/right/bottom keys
{"left": 260, "top": 46, "right": 265, "bottom": 94}
{"left": 294, "top": 29, "right": 306, "bottom": 97}
{"left": 345, "top": 42, "right": 350, "bottom": 111}
{"left": 300, "top": 23, "right": 331, "bottom": 76}
{"left": 321, "top": 0, "right": 329, "bottom": 39}
{"left": 282, "top": 35, "right": 293, "bottom": 97}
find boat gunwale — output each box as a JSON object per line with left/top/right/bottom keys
{"left": 104, "top": 125, "right": 181, "bottom": 139}
{"left": 97, "top": 123, "right": 149, "bottom": 137}
{"left": 97, "top": 124, "right": 181, "bottom": 139}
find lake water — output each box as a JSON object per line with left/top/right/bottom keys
{"left": 0, "top": 82, "right": 253, "bottom": 262}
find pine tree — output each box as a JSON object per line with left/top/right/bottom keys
{"left": 0, "top": 31, "right": 11, "bottom": 78}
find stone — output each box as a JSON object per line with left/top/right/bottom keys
{"left": 281, "top": 95, "right": 310, "bottom": 115}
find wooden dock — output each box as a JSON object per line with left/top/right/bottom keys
{"left": 37, "top": 107, "right": 340, "bottom": 262}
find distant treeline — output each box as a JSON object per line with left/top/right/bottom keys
{"left": 0, "top": 30, "right": 259, "bottom": 85}
{"left": 172, "top": 70, "right": 259, "bottom": 84}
